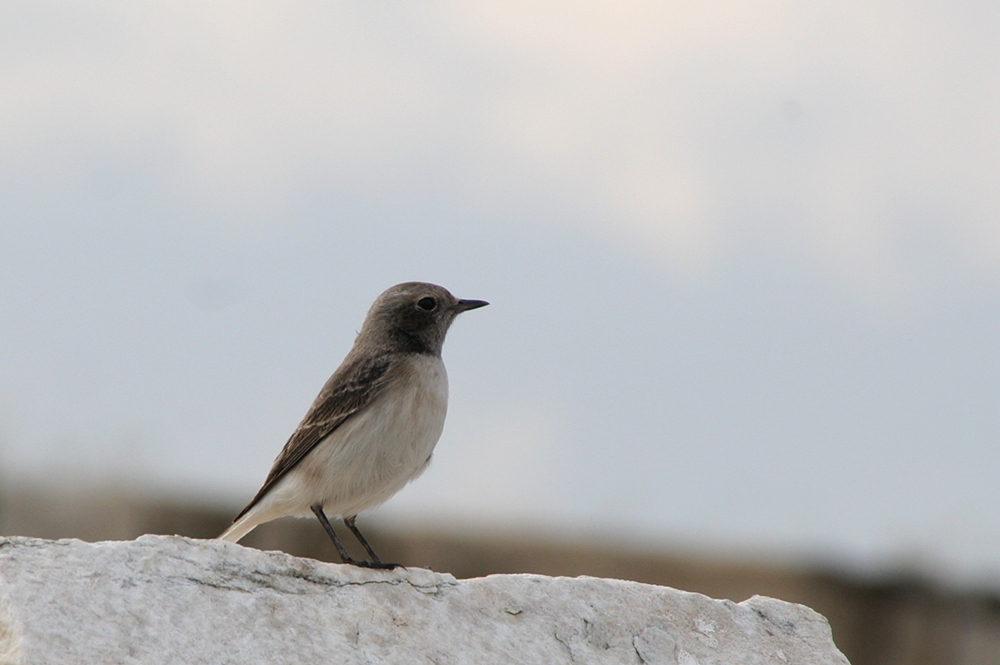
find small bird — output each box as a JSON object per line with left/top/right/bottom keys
{"left": 219, "top": 282, "right": 488, "bottom": 568}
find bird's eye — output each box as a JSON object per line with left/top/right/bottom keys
{"left": 417, "top": 297, "right": 437, "bottom": 311}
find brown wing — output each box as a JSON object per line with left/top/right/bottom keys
{"left": 232, "top": 352, "right": 395, "bottom": 521}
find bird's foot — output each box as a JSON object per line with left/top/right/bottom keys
{"left": 352, "top": 560, "right": 402, "bottom": 570}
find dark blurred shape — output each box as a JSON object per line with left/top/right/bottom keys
{"left": 1, "top": 485, "right": 998, "bottom": 665}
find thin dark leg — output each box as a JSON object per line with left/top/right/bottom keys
{"left": 311, "top": 504, "right": 362, "bottom": 566}
{"left": 344, "top": 515, "right": 383, "bottom": 563}
{"left": 344, "top": 515, "right": 399, "bottom": 570}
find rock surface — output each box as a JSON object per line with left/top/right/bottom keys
{"left": 0, "top": 535, "right": 849, "bottom": 665}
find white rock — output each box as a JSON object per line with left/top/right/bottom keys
{"left": 0, "top": 535, "right": 850, "bottom": 665}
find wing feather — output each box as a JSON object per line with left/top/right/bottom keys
{"left": 232, "top": 352, "right": 395, "bottom": 521}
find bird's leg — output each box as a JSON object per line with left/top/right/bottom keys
{"left": 343, "top": 514, "right": 383, "bottom": 563}
{"left": 311, "top": 504, "right": 363, "bottom": 566}
{"left": 344, "top": 515, "right": 399, "bottom": 570}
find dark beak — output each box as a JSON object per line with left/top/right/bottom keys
{"left": 454, "top": 298, "right": 489, "bottom": 312}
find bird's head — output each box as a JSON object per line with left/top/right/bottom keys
{"left": 358, "top": 282, "right": 488, "bottom": 356}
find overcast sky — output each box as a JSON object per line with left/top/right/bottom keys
{"left": 2, "top": 1, "right": 999, "bottom": 587}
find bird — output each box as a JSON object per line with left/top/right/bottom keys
{"left": 219, "top": 282, "right": 488, "bottom": 568}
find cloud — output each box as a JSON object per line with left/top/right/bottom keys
{"left": 1, "top": 1, "right": 997, "bottom": 286}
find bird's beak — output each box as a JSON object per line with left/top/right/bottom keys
{"left": 454, "top": 299, "right": 489, "bottom": 312}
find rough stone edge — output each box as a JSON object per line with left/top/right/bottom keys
{"left": 0, "top": 534, "right": 850, "bottom": 664}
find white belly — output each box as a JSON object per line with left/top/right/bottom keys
{"left": 269, "top": 355, "right": 449, "bottom": 518}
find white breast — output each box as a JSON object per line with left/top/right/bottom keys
{"left": 271, "top": 355, "right": 450, "bottom": 518}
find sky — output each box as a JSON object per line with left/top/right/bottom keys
{"left": 2, "top": 1, "right": 999, "bottom": 588}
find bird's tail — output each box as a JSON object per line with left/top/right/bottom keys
{"left": 218, "top": 511, "right": 261, "bottom": 543}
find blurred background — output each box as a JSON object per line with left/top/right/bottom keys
{"left": 1, "top": 2, "right": 999, "bottom": 663}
